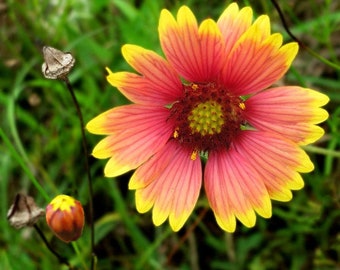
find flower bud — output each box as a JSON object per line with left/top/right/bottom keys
{"left": 46, "top": 195, "right": 84, "bottom": 243}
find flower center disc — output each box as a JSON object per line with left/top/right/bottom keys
{"left": 188, "top": 101, "right": 224, "bottom": 136}
{"left": 169, "top": 83, "right": 245, "bottom": 154}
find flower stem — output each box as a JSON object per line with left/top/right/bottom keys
{"left": 34, "top": 224, "right": 73, "bottom": 269}
{"left": 166, "top": 208, "right": 208, "bottom": 266}
{"left": 304, "top": 145, "right": 340, "bottom": 158}
{"left": 271, "top": 0, "right": 340, "bottom": 71}
{"left": 63, "top": 78, "right": 96, "bottom": 270}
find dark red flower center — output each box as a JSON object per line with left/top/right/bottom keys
{"left": 168, "top": 82, "right": 246, "bottom": 159}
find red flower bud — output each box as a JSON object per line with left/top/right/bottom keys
{"left": 46, "top": 195, "right": 84, "bottom": 243}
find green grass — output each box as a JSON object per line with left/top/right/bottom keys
{"left": 1, "top": 0, "right": 340, "bottom": 269}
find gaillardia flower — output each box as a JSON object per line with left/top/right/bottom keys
{"left": 46, "top": 195, "right": 84, "bottom": 242}
{"left": 86, "top": 3, "right": 329, "bottom": 232}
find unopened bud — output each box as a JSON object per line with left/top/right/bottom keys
{"left": 46, "top": 195, "right": 84, "bottom": 243}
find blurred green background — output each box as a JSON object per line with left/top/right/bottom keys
{"left": 1, "top": 0, "right": 340, "bottom": 269}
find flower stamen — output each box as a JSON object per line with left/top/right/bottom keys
{"left": 173, "top": 127, "right": 179, "bottom": 138}
{"left": 191, "top": 149, "right": 198, "bottom": 160}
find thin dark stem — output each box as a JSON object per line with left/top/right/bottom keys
{"left": 34, "top": 224, "right": 73, "bottom": 269}
{"left": 271, "top": 0, "right": 340, "bottom": 70}
{"left": 64, "top": 77, "right": 96, "bottom": 270}
{"left": 166, "top": 208, "right": 208, "bottom": 266}
{"left": 270, "top": 0, "right": 304, "bottom": 47}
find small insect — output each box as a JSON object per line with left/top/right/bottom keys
{"left": 41, "top": 46, "right": 75, "bottom": 80}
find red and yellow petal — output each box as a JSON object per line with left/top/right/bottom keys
{"left": 235, "top": 131, "right": 313, "bottom": 201}
{"left": 106, "top": 45, "right": 182, "bottom": 105}
{"left": 221, "top": 16, "right": 298, "bottom": 96}
{"left": 94, "top": 130, "right": 167, "bottom": 177}
{"left": 129, "top": 142, "right": 174, "bottom": 189}
{"left": 86, "top": 104, "right": 170, "bottom": 135}
{"left": 245, "top": 87, "right": 329, "bottom": 145}
{"left": 217, "top": 3, "right": 253, "bottom": 56}
{"left": 86, "top": 105, "right": 173, "bottom": 177}
{"left": 205, "top": 148, "right": 272, "bottom": 232}
{"left": 133, "top": 142, "right": 202, "bottom": 231}
{"left": 159, "top": 6, "right": 225, "bottom": 82}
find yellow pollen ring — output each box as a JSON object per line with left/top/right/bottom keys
{"left": 188, "top": 100, "right": 224, "bottom": 136}
{"left": 239, "top": 102, "right": 246, "bottom": 110}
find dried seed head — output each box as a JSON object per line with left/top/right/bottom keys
{"left": 7, "top": 193, "right": 45, "bottom": 229}
{"left": 41, "top": 46, "right": 75, "bottom": 80}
